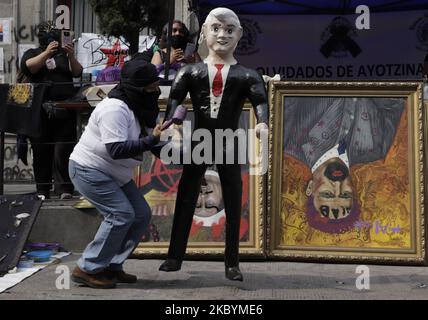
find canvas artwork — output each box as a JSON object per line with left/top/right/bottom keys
{"left": 268, "top": 82, "right": 426, "bottom": 263}
{"left": 133, "top": 106, "right": 265, "bottom": 257}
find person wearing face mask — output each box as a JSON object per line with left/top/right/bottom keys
{"left": 68, "top": 59, "right": 162, "bottom": 289}
{"left": 151, "top": 20, "right": 201, "bottom": 76}
{"left": 20, "top": 21, "right": 83, "bottom": 200}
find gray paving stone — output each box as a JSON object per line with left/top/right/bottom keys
{"left": 1, "top": 255, "right": 427, "bottom": 300}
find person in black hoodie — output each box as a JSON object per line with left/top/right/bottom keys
{"left": 68, "top": 59, "right": 162, "bottom": 289}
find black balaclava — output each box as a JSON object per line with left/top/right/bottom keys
{"left": 108, "top": 59, "right": 160, "bottom": 130}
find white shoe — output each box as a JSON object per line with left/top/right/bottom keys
{"left": 60, "top": 193, "right": 73, "bottom": 200}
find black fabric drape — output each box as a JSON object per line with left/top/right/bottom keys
{"left": 0, "top": 83, "right": 47, "bottom": 137}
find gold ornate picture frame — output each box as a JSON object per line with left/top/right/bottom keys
{"left": 267, "top": 81, "right": 426, "bottom": 264}
{"left": 133, "top": 103, "right": 265, "bottom": 258}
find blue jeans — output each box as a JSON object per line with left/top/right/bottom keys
{"left": 69, "top": 160, "right": 151, "bottom": 274}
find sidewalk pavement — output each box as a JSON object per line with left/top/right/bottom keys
{"left": 2, "top": 184, "right": 427, "bottom": 300}
{"left": 0, "top": 254, "right": 427, "bottom": 300}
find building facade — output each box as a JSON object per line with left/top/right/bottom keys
{"left": 0, "top": 0, "right": 192, "bottom": 83}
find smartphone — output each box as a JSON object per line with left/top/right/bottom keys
{"left": 61, "top": 30, "right": 74, "bottom": 48}
{"left": 184, "top": 43, "right": 196, "bottom": 59}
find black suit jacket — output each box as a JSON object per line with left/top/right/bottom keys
{"left": 165, "top": 62, "right": 268, "bottom": 131}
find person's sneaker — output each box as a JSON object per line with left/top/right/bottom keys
{"left": 37, "top": 192, "right": 50, "bottom": 200}
{"left": 103, "top": 270, "right": 137, "bottom": 283}
{"left": 60, "top": 193, "right": 73, "bottom": 200}
{"left": 71, "top": 266, "right": 116, "bottom": 289}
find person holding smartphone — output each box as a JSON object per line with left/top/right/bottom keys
{"left": 151, "top": 20, "right": 201, "bottom": 67}
{"left": 20, "top": 21, "right": 83, "bottom": 200}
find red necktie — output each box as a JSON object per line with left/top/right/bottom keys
{"left": 212, "top": 64, "right": 224, "bottom": 97}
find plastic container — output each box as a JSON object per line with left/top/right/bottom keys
{"left": 25, "top": 250, "right": 53, "bottom": 263}
{"left": 25, "top": 242, "right": 60, "bottom": 252}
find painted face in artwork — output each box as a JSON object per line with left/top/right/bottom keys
{"left": 195, "top": 173, "right": 224, "bottom": 218}
{"left": 204, "top": 15, "right": 242, "bottom": 55}
{"left": 306, "top": 158, "right": 360, "bottom": 233}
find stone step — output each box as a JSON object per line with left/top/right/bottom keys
{"left": 28, "top": 199, "right": 102, "bottom": 253}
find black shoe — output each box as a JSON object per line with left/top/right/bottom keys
{"left": 159, "top": 259, "right": 182, "bottom": 272}
{"left": 225, "top": 266, "right": 243, "bottom": 281}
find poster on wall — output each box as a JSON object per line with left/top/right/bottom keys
{"left": 0, "top": 19, "right": 12, "bottom": 44}
{"left": 76, "top": 33, "right": 130, "bottom": 80}
{"left": 139, "top": 35, "right": 156, "bottom": 53}
{"left": 77, "top": 33, "right": 157, "bottom": 82}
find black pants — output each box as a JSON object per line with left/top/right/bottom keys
{"left": 167, "top": 163, "right": 242, "bottom": 267}
{"left": 30, "top": 110, "right": 77, "bottom": 196}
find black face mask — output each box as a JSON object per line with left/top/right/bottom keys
{"left": 324, "top": 161, "right": 349, "bottom": 182}
{"left": 139, "top": 90, "right": 161, "bottom": 128}
{"left": 171, "top": 35, "right": 187, "bottom": 51}
{"left": 38, "top": 30, "right": 60, "bottom": 49}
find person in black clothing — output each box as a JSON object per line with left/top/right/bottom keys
{"left": 20, "top": 21, "right": 83, "bottom": 199}
{"left": 151, "top": 20, "right": 201, "bottom": 67}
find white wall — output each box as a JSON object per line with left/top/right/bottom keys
{"left": 0, "top": 0, "right": 54, "bottom": 83}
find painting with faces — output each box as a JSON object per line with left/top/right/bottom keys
{"left": 268, "top": 82, "right": 426, "bottom": 262}
{"left": 133, "top": 109, "right": 261, "bottom": 255}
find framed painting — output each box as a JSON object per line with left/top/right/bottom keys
{"left": 267, "top": 81, "right": 426, "bottom": 264}
{"left": 133, "top": 102, "right": 265, "bottom": 258}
